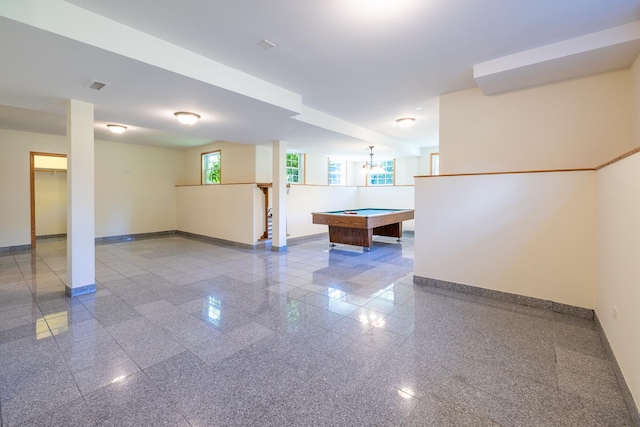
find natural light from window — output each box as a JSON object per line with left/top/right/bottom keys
{"left": 202, "top": 151, "right": 221, "bottom": 184}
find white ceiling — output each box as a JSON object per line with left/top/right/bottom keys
{"left": 0, "top": 0, "right": 639, "bottom": 160}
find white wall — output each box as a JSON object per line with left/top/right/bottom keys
{"left": 35, "top": 171, "right": 67, "bottom": 236}
{"left": 357, "top": 186, "right": 415, "bottom": 231}
{"left": 305, "top": 154, "right": 328, "bottom": 185}
{"left": 440, "top": 70, "right": 631, "bottom": 174}
{"left": 176, "top": 184, "right": 261, "bottom": 245}
{"left": 417, "top": 147, "right": 439, "bottom": 176}
{"left": 414, "top": 171, "right": 597, "bottom": 308}
{"left": 395, "top": 157, "right": 417, "bottom": 185}
{"left": 95, "top": 140, "right": 182, "bottom": 238}
{"left": 597, "top": 127, "right": 640, "bottom": 410}
{"left": 286, "top": 185, "right": 358, "bottom": 238}
{"left": 347, "top": 161, "right": 367, "bottom": 186}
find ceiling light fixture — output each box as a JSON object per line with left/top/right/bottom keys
{"left": 174, "top": 112, "right": 201, "bottom": 125}
{"left": 260, "top": 39, "right": 276, "bottom": 49}
{"left": 106, "top": 124, "right": 127, "bottom": 134}
{"left": 362, "top": 146, "right": 385, "bottom": 174}
{"left": 396, "top": 117, "right": 415, "bottom": 128}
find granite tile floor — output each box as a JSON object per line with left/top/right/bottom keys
{"left": 0, "top": 235, "right": 633, "bottom": 426}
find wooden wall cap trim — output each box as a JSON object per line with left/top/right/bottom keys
{"left": 595, "top": 146, "right": 640, "bottom": 170}
{"left": 414, "top": 168, "right": 593, "bottom": 178}
{"left": 415, "top": 147, "right": 640, "bottom": 179}
{"left": 176, "top": 182, "right": 260, "bottom": 187}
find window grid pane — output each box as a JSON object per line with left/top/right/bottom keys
{"left": 369, "top": 160, "right": 393, "bottom": 186}
{"left": 202, "top": 152, "right": 221, "bottom": 185}
{"left": 286, "top": 153, "right": 304, "bottom": 184}
{"left": 328, "top": 160, "right": 343, "bottom": 185}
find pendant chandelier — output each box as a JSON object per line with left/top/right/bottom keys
{"left": 362, "top": 146, "right": 385, "bottom": 173}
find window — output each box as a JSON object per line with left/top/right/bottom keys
{"left": 430, "top": 152, "right": 440, "bottom": 175}
{"left": 202, "top": 151, "right": 221, "bottom": 184}
{"left": 369, "top": 160, "right": 394, "bottom": 185}
{"left": 286, "top": 153, "right": 304, "bottom": 184}
{"left": 328, "top": 159, "right": 345, "bottom": 185}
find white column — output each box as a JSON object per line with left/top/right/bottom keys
{"left": 66, "top": 100, "right": 96, "bottom": 296}
{"left": 272, "top": 140, "right": 287, "bottom": 251}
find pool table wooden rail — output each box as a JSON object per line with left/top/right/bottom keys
{"left": 311, "top": 209, "right": 414, "bottom": 248}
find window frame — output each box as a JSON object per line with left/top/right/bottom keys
{"left": 430, "top": 152, "right": 440, "bottom": 176}
{"left": 201, "top": 150, "right": 221, "bottom": 185}
{"left": 286, "top": 152, "right": 305, "bottom": 184}
{"left": 368, "top": 159, "right": 395, "bottom": 186}
{"left": 328, "top": 159, "right": 346, "bottom": 186}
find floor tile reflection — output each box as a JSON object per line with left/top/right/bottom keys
{"left": 0, "top": 235, "right": 633, "bottom": 426}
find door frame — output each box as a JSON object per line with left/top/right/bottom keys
{"left": 30, "top": 151, "right": 67, "bottom": 248}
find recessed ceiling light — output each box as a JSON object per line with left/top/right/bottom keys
{"left": 396, "top": 117, "right": 415, "bottom": 128}
{"left": 174, "top": 112, "right": 201, "bottom": 125}
{"left": 106, "top": 124, "right": 127, "bottom": 134}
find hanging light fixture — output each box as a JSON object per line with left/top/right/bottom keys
{"left": 396, "top": 117, "right": 415, "bottom": 128}
{"left": 174, "top": 112, "right": 201, "bottom": 125}
{"left": 106, "top": 124, "right": 127, "bottom": 134}
{"left": 362, "top": 146, "right": 385, "bottom": 173}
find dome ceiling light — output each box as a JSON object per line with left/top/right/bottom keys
{"left": 174, "top": 112, "right": 201, "bottom": 125}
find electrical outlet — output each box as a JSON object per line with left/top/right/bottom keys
{"left": 613, "top": 305, "right": 618, "bottom": 321}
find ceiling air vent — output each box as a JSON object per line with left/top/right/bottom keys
{"left": 88, "top": 80, "right": 109, "bottom": 91}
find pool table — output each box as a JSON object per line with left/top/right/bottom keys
{"left": 311, "top": 208, "right": 414, "bottom": 249}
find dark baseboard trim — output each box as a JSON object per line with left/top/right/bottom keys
{"left": 176, "top": 231, "right": 271, "bottom": 250}
{"left": 36, "top": 233, "right": 67, "bottom": 241}
{"left": 3, "top": 230, "right": 408, "bottom": 253}
{"left": 286, "top": 232, "right": 328, "bottom": 246}
{"left": 413, "top": 275, "right": 594, "bottom": 320}
{"left": 595, "top": 314, "right": 640, "bottom": 427}
{"left": 95, "top": 230, "right": 177, "bottom": 244}
{"left": 271, "top": 245, "right": 287, "bottom": 252}
{"left": 0, "top": 244, "right": 32, "bottom": 253}
{"left": 65, "top": 283, "right": 96, "bottom": 297}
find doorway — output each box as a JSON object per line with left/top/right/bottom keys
{"left": 30, "top": 152, "right": 67, "bottom": 248}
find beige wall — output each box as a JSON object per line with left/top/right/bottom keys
{"left": 0, "top": 129, "right": 67, "bottom": 247}
{"left": 414, "top": 171, "right": 597, "bottom": 309}
{"left": 597, "top": 151, "right": 640, "bottom": 410}
{"left": 176, "top": 184, "right": 262, "bottom": 245}
{"left": 33, "top": 154, "right": 69, "bottom": 238}
{"left": 631, "top": 55, "right": 640, "bottom": 149}
{"left": 255, "top": 145, "right": 272, "bottom": 183}
{"left": 182, "top": 141, "right": 257, "bottom": 185}
{"left": 440, "top": 70, "right": 631, "bottom": 174}
{"left": 35, "top": 171, "right": 67, "bottom": 236}
{"left": 34, "top": 156, "right": 67, "bottom": 170}
{"left": 94, "top": 140, "right": 182, "bottom": 238}
{"left": 0, "top": 129, "right": 183, "bottom": 247}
